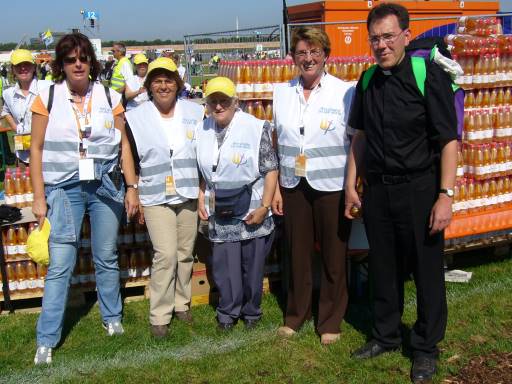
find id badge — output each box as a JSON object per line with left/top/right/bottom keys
{"left": 165, "top": 176, "right": 177, "bottom": 195}
{"left": 295, "top": 154, "right": 307, "bottom": 177}
{"left": 79, "top": 158, "right": 95, "bottom": 180}
{"left": 209, "top": 191, "right": 215, "bottom": 212}
{"left": 14, "top": 134, "right": 31, "bottom": 151}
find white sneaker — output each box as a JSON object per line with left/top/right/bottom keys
{"left": 34, "top": 346, "right": 52, "bottom": 365}
{"left": 102, "top": 321, "right": 124, "bottom": 336}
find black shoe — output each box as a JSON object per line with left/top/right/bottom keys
{"left": 411, "top": 356, "right": 437, "bottom": 383}
{"left": 217, "top": 322, "right": 234, "bottom": 332}
{"left": 351, "top": 340, "right": 398, "bottom": 359}
{"left": 243, "top": 319, "right": 260, "bottom": 330}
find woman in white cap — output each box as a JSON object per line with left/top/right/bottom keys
{"left": 125, "top": 57, "right": 204, "bottom": 338}
{"left": 2, "top": 49, "right": 52, "bottom": 163}
{"left": 196, "top": 76, "right": 278, "bottom": 331}
{"left": 124, "top": 53, "right": 149, "bottom": 111}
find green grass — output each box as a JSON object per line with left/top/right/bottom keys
{"left": 1, "top": 255, "right": 512, "bottom": 383}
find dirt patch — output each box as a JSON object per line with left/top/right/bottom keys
{"left": 443, "top": 352, "right": 512, "bottom": 384}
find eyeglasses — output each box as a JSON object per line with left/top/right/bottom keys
{"left": 63, "top": 55, "right": 90, "bottom": 65}
{"left": 151, "top": 79, "right": 178, "bottom": 88}
{"left": 294, "top": 48, "right": 324, "bottom": 58}
{"left": 368, "top": 30, "right": 406, "bottom": 47}
{"left": 206, "top": 97, "right": 233, "bottom": 108}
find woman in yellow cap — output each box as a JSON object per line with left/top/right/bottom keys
{"left": 124, "top": 53, "right": 149, "bottom": 111}
{"left": 1, "top": 49, "right": 52, "bottom": 163}
{"left": 125, "top": 57, "right": 204, "bottom": 338}
{"left": 196, "top": 77, "right": 278, "bottom": 331}
{"left": 30, "top": 33, "right": 139, "bottom": 364}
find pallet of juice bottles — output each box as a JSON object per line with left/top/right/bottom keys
{"left": 217, "top": 57, "right": 375, "bottom": 122}
{"left": 445, "top": 15, "right": 512, "bottom": 252}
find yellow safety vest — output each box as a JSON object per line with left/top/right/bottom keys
{"left": 110, "top": 56, "right": 132, "bottom": 91}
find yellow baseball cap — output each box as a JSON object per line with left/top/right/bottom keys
{"left": 133, "top": 53, "right": 148, "bottom": 65}
{"left": 11, "top": 49, "right": 34, "bottom": 65}
{"left": 27, "top": 218, "right": 51, "bottom": 266}
{"left": 205, "top": 77, "right": 236, "bottom": 98}
{"left": 147, "top": 57, "right": 177, "bottom": 76}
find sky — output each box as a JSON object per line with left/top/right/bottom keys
{"left": 2, "top": 0, "right": 511, "bottom": 44}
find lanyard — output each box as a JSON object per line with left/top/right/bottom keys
{"left": 68, "top": 84, "right": 93, "bottom": 141}
{"left": 16, "top": 80, "right": 37, "bottom": 125}
{"left": 298, "top": 92, "right": 306, "bottom": 155}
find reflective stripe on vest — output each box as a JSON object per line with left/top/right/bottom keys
{"left": 273, "top": 74, "right": 353, "bottom": 191}
{"left": 111, "top": 57, "right": 131, "bottom": 91}
{"left": 196, "top": 110, "right": 268, "bottom": 220}
{"left": 40, "top": 82, "right": 122, "bottom": 185}
{"left": 125, "top": 99, "right": 203, "bottom": 205}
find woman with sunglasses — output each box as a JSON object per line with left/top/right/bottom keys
{"left": 30, "top": 33, "right": 139, "bottom": 364}
{"left": 125, "top": 57, "right": 204, "bottom": 339}
{"left": 272, "top": 27, "right": 355, "bottom": 344}
{"left": 196, "top": 77, "right": 278, "bottom": 331}
{"left": 2, "top": 49, "right": 52, "bottom": 163}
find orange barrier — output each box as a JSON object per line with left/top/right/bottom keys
{"left": 446, "top": 205, "right": 512, "bottom": 239}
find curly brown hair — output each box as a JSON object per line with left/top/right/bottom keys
{"left": 51, "top": 33, "right": 101, "bottom": 83}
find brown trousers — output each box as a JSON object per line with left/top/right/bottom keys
{"left": 282, "top": 179, "right": 350, "bottom": 334}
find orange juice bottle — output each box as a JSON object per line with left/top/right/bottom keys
{"left": 504, "top": 88, "right": 512, "bottom": 106}
{"left": 495, "top": 108, "right": 504, "bottom": 141}
{"left": 254, "top": 101, "right": 265, "bottom": 120}
{"left": 505, "top": 142, "right": 512, "bottom": 176}
{"left": 453, "top": 182, "right": 460, "bottom": 215}
{"left": 475, "top": 144, "right": 484, "bottom": 180}
{"left": 482, "top": 180, "right": 491, "bottom": 210}
{"left": 234, "top": 62, "right": 242, "bottom": 90}
{"left": 6, "top": 263, "right": 17, "bottom": 293}
{"left": 474, "top": 111, "right": 483, "bottom": 144}
{"left": 505, "top": 176, "right": 512, "bottom": 206}
{"left": 26, "top": 261, "right": 38, "bottom": 292}
{"left": 474, "top": 180, "right": 483, "bottom": 212}
{"left": 261, "top": 60, "right": 273, "bottom": 99}
{"left": 252, "top": 61, "right": 263, "bottom": 99}
{"left": 264, "top": 101, "right": 273, "bottom": 122}
{"left": 36, "top": 263, "right": 47, "bottom": 293}
{"left": 5, "top": 226, "right": 17, "bottom": 262}
{"left": 497, "top": 87, "right": 505, "bottom": 106}
{"left": 464, "top": 89, "right": 475, "bottom": 109}
{"left": 23, "top": 167, "right": 33, "bottom": 207}
{"left": 489, "top": 54, "right": 497, "bottom": 84}
{"left": 338, "top": 58, "right": 348, "bottom": 81}
{"left": 473, "top": 54, "right": 483, "bottom": 87}
{"left": 14, "top": 167, "right": 25, "bottom": 209}
{"left": 239, "top": 62, "right": 252, "bottom": 99}
{"left": 4, "top": 168, "right": 16, "bottom": 206}
{"left": 456, "top": 143, "right": 464, "bottom": 178}
{"left": 497, "top": 142, "right": 506, "bottom": 177}
{"left": 490, "top": 143, "right": 498, "bottom": 178}
{"left": 505, "top": 108, "right": 512, "bottom": 142}
{"left": 467, "top": 178, "right": 476, "bottom": 213}
{"left": 490, "top": 88, "right": 498, "bottom": 108}
{"left": 464, "top": 111, "right": 475, "bottom": 143}
{"left": 17, "top": 225, "right": 28, "bottom": 260}
{"left": 482, "top": 88, "right": 491, "bottom": 108}
{"left": 489, "top": 179, "right": 498, "bottom": 209}
{"left": 459, "top": 179, "right": 468, "bottom": 215}
{"left": 273, "top": 60, "right": 283, "bottom": 86}
{"left": 483, "top": 111, "right": 493, "bottom": 143}
{"left": 483, "top": 144, "right": 491, "bottom": 178}
{"left": 497, "top": 177, "right": 505, "bottom": 207}
{"left": 245, "top": 101, "right": 254, "bottom": 117}
{"left": 15, "top": 261, "right": 27, "bottom": 292}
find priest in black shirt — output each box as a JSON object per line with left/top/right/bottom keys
{"left": 344, "top": 3, "right": 457, "bottom": 383}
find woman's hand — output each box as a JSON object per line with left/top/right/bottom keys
{"left": 271, "top": 187, "right": 284, "bottom": 216}
{"left": 198, "top": 190, "right": 209, "bottom": 221}
{"left": 137, "top": 204, "right": 145, "bottom": 224}
{"left": 32, "top": 196, "right": 47, "bottom": 227}
{"left": 245, "top": 207, "right": 268, "bottom": 226}
{"left": 124, "top": 188, "right": 139, "bottom": 218}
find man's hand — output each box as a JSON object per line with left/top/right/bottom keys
{"left": 245, "top": 207, "right": 268, "bottom": 225}
{"left": 271, "top": 187, "right": 284, "bottom": 216}
{"left": 429, "top": 194, "right": 453, "bottom": 235}
{"left": 344, "top": 186, "right": 361, "bottom": 219}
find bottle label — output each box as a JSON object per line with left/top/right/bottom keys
{"left": 81, "top": 239, "right": 91, "bottom": 248}
{"left": 71, "top": 275, "right": 80, "bottom": 285}
{"left": 15, "top": 194, "right": 25, "bottom": 204}
{"left": 18, "top": 244, "right": 27, "bottom": 255}
{"left": 142, "top": 267, "right": 150, "bottom": 277}
{"left": 17, "top": 280, "right": 27, "bottom": 290}
{"left": 4, "top": 195, "right": 16, "bottom": 205}
{"left": 8, "top": 281, "right": 17, "bottom": 291}
{"left": 454, "top": 75, "right": 464, "bottom": 85}
{"left": 490, "top": 196, "right": 498, "bottom": 205}
{"left": 495, "top": 128, "right": 507, "bottom": 138}
{"left": 465, "top": 131, "right": 479, "bottom": 141}
{"left": 128, "top": 268, "right": 137, "bottom": 278}
{"left": 473, "top": 75, "right": 483, "bottom": 84}
{"left": 236, "top": 83, "right": 252, "bottom": 96}
{"left": 488, "top": 74, "right": 496, "bottom": 84}
{"left": 27, "top": 279, "right": 38, "bottom": 289}
{"left": 6, "top": 245, "right": 17, "bottom": 255}
{"left": 134, "top": 233, "right": 146, "bottom": 243}
{"left": 37, "top": 278, "right": 45, "bottom": 288}
{"left": 452, "top": 202, "right": 460, "bottom": 212}
{"left": 497, "top": 73, "right": 506, "bottom": 83}
{"left": 262, "top": 83, "right": 273, "bottom": 93}
{"left": 253, "top": 83, "right": 264, "bottom": 95}
{"left": 24, "top": 193, "right": 34, "bottom": 203}
{"left": 484, "top": 129, "right": 494, "bottom": 139}
{"left": 456, "top": 167, "right": 464, "bottom": 177}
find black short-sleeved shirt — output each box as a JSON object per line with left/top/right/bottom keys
{"left": 348, "top": 54, "right": 457, "bottom": 175}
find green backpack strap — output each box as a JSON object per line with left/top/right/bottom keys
{"left": 410, "top": 56, "right": 426, "bottom": 97}
{"left": 362, "top": 64, "right": 378, "bottom": 92}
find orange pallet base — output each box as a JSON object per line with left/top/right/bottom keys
{"left": 446, "top": 205, "right": 512, "bottom": 239}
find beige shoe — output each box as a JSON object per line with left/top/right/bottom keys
{"left": 320, "top": 333, "right": 340, "bottom": 345}
{"left": 277, "top": 326, "right": 297, "bottom": 338}
{"left": 174, "top": 310, "right": 193, "bottom": 324}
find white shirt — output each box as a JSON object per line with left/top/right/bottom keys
{"left": 2, "top": 78, "right": 52, "bottom": 162}
{"left": 160, "top": 115, "right": 187, "bottom": 205}
{"left": 178, "top": 64, "right": 186, "bottom": 80}
{"left": 125, "top": 75, "right": 148, "bottom": 110}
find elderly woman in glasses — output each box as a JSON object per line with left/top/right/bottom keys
{"left": 272, "top": 27, "right": 355, "bottom": 344}
{"left": 125, "top": 57, "right": 204, "bottom": 339}
{"left": 30, "top": 33, "right": 139, "bottom": 364}
{"left": 196, "top": 77, "right": 278, "bottom": 331}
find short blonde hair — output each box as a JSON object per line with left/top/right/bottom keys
{"left": 290, "top": 27, "right": 331, "bottom": 57}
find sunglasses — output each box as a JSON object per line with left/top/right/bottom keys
{"left": 206, "top": 98, "right": 233, "bottom": 108}
{"left": 63, "top": 55, "right": 90, "bottom": 65}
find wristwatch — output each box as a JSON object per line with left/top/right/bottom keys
{"left": 261, "top": 203, "right": 271, "bottom": 211}
{"left": 126, "top": 184, "right": 139, "bottom": 190}
{"left": 439, "top": 188, "right": 454, "bottom": 198}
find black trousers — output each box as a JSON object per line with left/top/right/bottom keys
{"left": 363, "top": 171, "right": 447, "bottom": 358}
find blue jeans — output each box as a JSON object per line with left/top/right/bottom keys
{"left": 36, "top": 180, "right": 124, "bottom": 348}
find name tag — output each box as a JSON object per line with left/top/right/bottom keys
{"left": 79, "top": 158, "right": 95, "bottom": 180}
{"left": 14, "top": 134, "right": 31, "bottom": 151}
{"left": 165, "top": 176, "right": 177, "bottom": 195}
{"left": 295, "top": 154, "right": 306, "bottom": 177}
